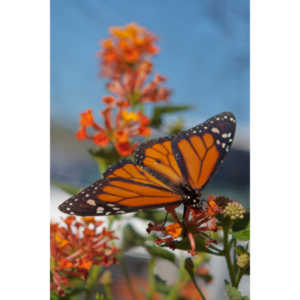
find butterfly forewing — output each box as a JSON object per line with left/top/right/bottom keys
{"left": 172, "top": 112, "right": 236, "bottom": 191}
{"left": 134, "top": 137, "right": 186, "bottom": 187}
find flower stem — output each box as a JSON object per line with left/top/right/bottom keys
{"left": 189, "top": 273, "right": 207, "bottom": 300}
{"left": 223, "top": 225, "right": 236, "bottom": 286}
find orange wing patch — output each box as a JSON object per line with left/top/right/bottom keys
{"left": 106, "top": 161, "right": 170, "bottom": 189}
{"left": 97, "top": 178, "right": 182, "bottom": 208}
{"left": 136, "top": 139, "right": 185, "bottom": 184}
{"left": 177, "top": 133, "right": 219, "bottom": 190}
{"left": 98, "top": 160, "right": 182, "bottom": 209}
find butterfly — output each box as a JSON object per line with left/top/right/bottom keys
{"left": 58, "top": 112, "right": 236, "bottom": 217}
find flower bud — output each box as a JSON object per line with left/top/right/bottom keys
{"left": 223, "top": 201, "right": 245, "bottom": 220}
{"left": 237, "top": 253, "right": 249, "bottom": 269}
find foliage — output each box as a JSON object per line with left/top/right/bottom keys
{"left": 53, "top": 23, "right": 250, "bottom": 299}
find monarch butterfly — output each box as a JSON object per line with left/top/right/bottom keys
{"left": 58, "top": 112, "right": 236, "bottom": 217}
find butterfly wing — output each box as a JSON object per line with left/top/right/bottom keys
{"left": 58, "top": 160, "right": 182, "bottom": 216}
{"left": 134, "top": 136, "right": 187, "bottom": 187}
{"left": 171, "top": 112, "right": 236, "bottom": 191}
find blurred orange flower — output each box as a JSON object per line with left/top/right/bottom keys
{"left": 76, "top": 97, "right": 151, "bottom": 156}
{"left": 99, "top": 22, "right": 159, "bottom": 79}
{"left": 50, "top": 216, "right": 119, "bottom": 296}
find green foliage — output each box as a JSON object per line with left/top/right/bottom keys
{"left": 53, "top": 181, "right": 81, "bottom": 195}
{"left": 134, "top": 209, "right": 176, "bottom": 223}
{"left": 145, "top": 245, "right": 177, "bottom": 265}
{"left": 232, "top": 224, "right": 250, "bottom": 241}
{"left": 150, "top": 105, "right": 191, "bottom": 128}
{"left": 225, "top": 283, "right": 250, "bottom": 300}
{"left": 122, "top": 224, "right": 146, "bottom": 250}
{"left": 232, "top": 211, "right": 250, "bottom": 232}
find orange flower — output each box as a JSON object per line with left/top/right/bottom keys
{"left": 79, "top": 109, "right": 94, "bottom": 127}
{"left": 50, "top": 216, "right": 119, "bottom": 296}
{"left": 93, "top": 131, "right": 110, "bottom": 147}
{"left": 166, "top": 223, "right": 183, "bottom": 238}
{"left": 147, "top": 195, "right": 224, "bottom": 255}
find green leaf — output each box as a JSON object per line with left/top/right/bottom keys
{"left": 134, "top": 209, "right": 177, "bottom": 223}
{"left": 150, "top": 105, "right": 191, "bottom": 128}
{"left": 86, "top": 265, "right": 102, "bottom": 291}
{"left": 53, "top": 181, "right": 81, "bottom": 195}
{"left": 232, "top": 224, "right": 250, "bottom": 241}
{"left": 232, "top": 211, "right": 250, "bottom": 232}
{"left": 145, "top": 245, "right": 177, "bottom": 265}
{"left": 122, "top": 224, "right": 146, "bottom": 250}
{"left": 225, "top": 284, "right": 249, "bottom": 300}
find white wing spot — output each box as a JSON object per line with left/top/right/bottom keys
{"left": 229, "top": 139, "right": 233, "bottom": 142}
{"left": 107, "top": 203, "right": 115, "bottom": 207}
{"left": 216, "top": 140, "right": 220, "bottom": 145}
{"left": 87, "top": 199, "right": 96, "bottom": 206}
{"left": 222, "top": 143, "right": 226, "bottom": 148}
{"left": 105, "top": 212, "right": 111, "bottom": 216}
{"left": 228, "top": 132, "right": 232, "bottom": 138}
{"left": 85, "top": 194, "right": 90, "bottom": 198}
{"left": 222, "top": 133, "right": 228, "bottom": 138}
{"left": 112, "top": 207, "right": 120, "bottom": 210}
{"left": 96, "top": 207, "right": 104, "bottom": 213}
{"left": 66, "top": 207, "right": 71, "bottom": 211}
{"left": 211, "top": 127, "right": 220, "bottom": 134}
{"left": 74, "top": 199, "right": 78, "bottom": 202}
{"left": 224, "top": 115, "right": 228, "bottom": 119}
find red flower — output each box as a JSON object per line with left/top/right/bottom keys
{"left": 50, "top": 216, "right": 119, "bottom": 296}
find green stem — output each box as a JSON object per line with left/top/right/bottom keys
{"left": 189, "top": 274, "right": 207, "bottom": 300}
{"left": 223, "top": 226, "right": 235, "bottom": 286}
{"left": 235, "top": 268, "right": 245, "bottom": 287}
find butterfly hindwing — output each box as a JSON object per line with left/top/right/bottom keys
{"left": 59, "top": 160, "right": 182, "bottom": 216}
{"left": 172, "top": 112, "right": 236, "bottom": 191}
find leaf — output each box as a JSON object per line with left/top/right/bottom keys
{"left": 122, "top": 224, "right": 146, "bottom": 250}
{"left": 232, "top": 224, "right": 250, "bottom": 241}
{"left": 232, "top": 211, "right": 250, "bottom": 232}
{"left": 134, "top": 209, "right": 177, "bottom": 223}
{"left": 145, "top": 245, "right": 177, "bottom": 265}
{"left": 150, "top": 105, "right": 191, "bottom": 128}
{"left": 53, "top": 181, "right": 81, "bottom": 195}
{"left": 225, "top": 284, "right": 250, "bottom": 300}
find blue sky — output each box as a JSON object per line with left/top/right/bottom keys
{"left": 51, "top": 0, "right": 249, "bottom": 132}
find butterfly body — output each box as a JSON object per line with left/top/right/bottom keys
{"left": 59, "top": 112, "right": 236, "bottom": 216}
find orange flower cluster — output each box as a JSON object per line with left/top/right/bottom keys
{"left": 50, "top": 216, "right": 119, "bottom": 296}
{"left": 77, "top": 23, "right": 172, "bottom": 155}
{"left": 147, "top": 196, "right": 224, "bottom": 255}
{"left": 76, "top": 96, "right": 151, "bottom": 156}
{"left": 99, "top": 22, "right": 158, "bottom": 79}
{"left": 99, "top": 22, "right": 171, "bottom": 104}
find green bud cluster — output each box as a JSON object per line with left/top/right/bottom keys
{"left": 223, "top": 202, "right": 245, "bottom": 220}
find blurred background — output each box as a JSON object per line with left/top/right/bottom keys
{"left": 51, "top": 1, "right": 249, "bottom": 298}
